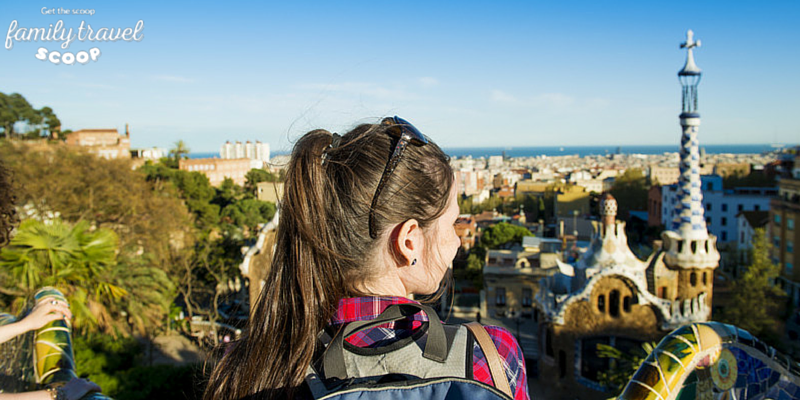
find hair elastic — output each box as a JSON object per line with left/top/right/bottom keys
{"left": 321, "top": 133, "right": 341, "bottom": 166}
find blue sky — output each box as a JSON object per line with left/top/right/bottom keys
{"left": 1, "top": 1, "right": 798, "bottom": 153}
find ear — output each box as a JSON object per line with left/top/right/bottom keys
{"left": 392, "top": 219, "right": 422, "bottom": 267}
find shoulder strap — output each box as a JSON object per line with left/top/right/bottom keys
{"left": 464, "top": 322, "right": 513, "bottom": 399}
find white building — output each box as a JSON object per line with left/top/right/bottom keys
{"left": 662, "top": 175, "right": 776, "bottom": 243}
{"left": 220, "top": 141, "right": 270, "bottom": 166}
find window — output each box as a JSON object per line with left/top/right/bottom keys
{"left": 789, "top": 242, "right": 794, "bottom": 254}
{"left": 623, "top": 296, "right": 631, "bottom": 313}
{"left": 741, "top": 232, "right": 745, "bottom": 243}
{"left": 775, "top": 236, "right": 781, "bottom": 248}
{"left": 722, "top": 203, "right": 728, "bottom": 212}
{"left": 706, "top": 217, "right": 712, "bottom": 225}
{"left": 722, "top": 231, "right": 728, "bottom": 241}
{"left": 706, "top": 203, "right": 712, "bottom": 211}
{"left": 690, "top": 272, "right": 697, "bottom": 286}
{"left": 597, "top": 294, "right": 605, "bottom": 313}
{"left": 609, "top": 290, "right": 620, "bottom": 317}
{"left": 708, "top": 182, "right": 714, "bottom": 191}
{"left": 787, "top": 263, "right": 794, "bottom": 275}
{"left": 522, "top": 288, "right": 533, "bottom": 307}
{"left": 738, "top": 204, "right": 743, "bottom": 212}
{"left": 658, "top": 286, "right": 667, "bottom": 298}
{"left": 722, "top": 217, "right": 727, "bottom": 226}
{"left": 755, "top": 205, "right": 761, "bottom": 211}
{"left": 495, "top": 287, "right": 506, "bottom": 306}
{"left": 775, "top": 214, "right": 782, "bottom": 225}
{"left": 702, "top": 271, "right": 708, "bottom": 285}
{"left": 789, "top": 219, "right": 795, "bottom": 231}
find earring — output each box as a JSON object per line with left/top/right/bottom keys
{"left": 411, "top": 259, "right": 417, "bottom": 266}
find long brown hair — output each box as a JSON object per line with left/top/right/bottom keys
{"left": 204, "top": 122, "right": 454, "bottom": 399}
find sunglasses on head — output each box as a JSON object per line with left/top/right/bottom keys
{"left": 368, "top": 116, "right": 429, "bottom": 239}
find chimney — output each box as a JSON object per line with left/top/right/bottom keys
{"left": 125, "top": 123, "right": 130, "bottom": 138}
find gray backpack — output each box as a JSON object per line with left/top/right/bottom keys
{"left": 305, "top": 303, "right": 513, "bottom": 400}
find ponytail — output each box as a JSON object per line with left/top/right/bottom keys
{"left": 204, "top": 122, "right": 453, "bottom": 399}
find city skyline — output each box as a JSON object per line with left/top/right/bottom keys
{"left": 2, "top": 0, "right": 798, "bottom": 153}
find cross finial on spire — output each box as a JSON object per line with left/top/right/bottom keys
{"left": 681, "top": 30, "right": 701, "bottom": 50}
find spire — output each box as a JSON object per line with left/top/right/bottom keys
{"left": 663, "top": 30, "right": 719, "bottom": 271}
{"left": 600, "top": 192, "right": 617, "bottom": 231}
{"left": 671, "top": 30, "right": 708, "bottom": 241}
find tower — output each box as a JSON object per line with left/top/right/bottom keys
{"left": 661, "top": 30, "right": 720, "bottom": 312}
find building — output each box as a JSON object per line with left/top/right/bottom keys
{"left": 535, "top": 32, "right": 720, "bottom": 399}
{"left": 483, "top": 236, "right": 560, "bottom": 320}
{"left": 179, "top": 158, "right": 252, "bottom": 186}
{"left": 661, "top": 174, "right": 775, "bottom": 243}
{"left": 770, "top": 154, "right": 800, "bottom": 307}
{"left": 647, "top": 185, "right": 663, "bottom": 226}
{"left": 554, "top": 186, "right": 590, "bottom": 218}
{"left": 256, "top": 181, "right": 284, "bottom": 204}
{"left": 65, "top": 125, "right": 131, "bottom": 159}
{"left": 734, "top": 210, "right": 769, "bottom": 273}
{"left": 454, "top": 215, "right": 478, "bottom": 252}
{"left": 649, "top": 166, "right": 680, "bottom": 185}
{"left": 220, "top": 140, "right": 270, "bottom": 167}
{"left": 130, "top": 147, "right": 167, "bottom": 160}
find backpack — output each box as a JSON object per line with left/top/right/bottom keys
{"left": 304, "top": 303, "right": 514, "bottom": 400}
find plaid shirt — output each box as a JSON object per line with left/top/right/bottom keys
{"left": 330, "top": 296, "right": 530, "bottom": 400}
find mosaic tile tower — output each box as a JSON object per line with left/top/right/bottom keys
{"left": 661, "top": 30, "right": 720, "bottom": 309}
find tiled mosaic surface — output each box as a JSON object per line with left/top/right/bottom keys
{"left": 620, "top": 322, "right": 800, "bottom": 400}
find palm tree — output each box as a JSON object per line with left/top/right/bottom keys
{"left": 169, "top": 140, "right": 190, "bottom": 162}
{"left": 0, "top": 219, "right": 125, "bottom": 333}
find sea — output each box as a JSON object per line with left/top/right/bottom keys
{"left": 189, "top": 144, "right": 788, "bottom": 160}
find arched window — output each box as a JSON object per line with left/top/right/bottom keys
{"left": 690, "top": 272, "right": 697, "bottom": 287}
{"left": 623, "top": 296, "right": 631, "bottom": 313}
{"left": 609, "top": 290, "right": 620, "bottom": 317}
{"left": 702, "top": 271, "right": 707, "bottom": 285}
{"left": 546, "top": 329, "right": 554, "bottom": 357}
{"left": 597, "top": 294, "right": 605, "bottom": 313}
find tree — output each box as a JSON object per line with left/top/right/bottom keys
{"left": 244, "top": 168, "right": 279, "bottom": 195}
{"left": 0, "top": 92, "right": 61, "bottom": 139}
{"left": 718, "top": 228, "right": 785, "bottom": 339}
{"left": 0, "top": 219, "right": 123, "bottom": 333}
{"left": 610, "top": 168, "right": 648, "bottom": 216}
{"left": 480, "top": 222, "right": 533, "bottom": 249}
{"left": 169, "top": 140, "right": 190, "bottom": 162}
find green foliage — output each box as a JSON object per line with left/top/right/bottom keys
{"left": 74, "top": 334, "right": 203, "bottom": 400}
{"left": 141, "top": 162, "right": 220, "bottom": 230}
{"left": 480, "top": 222, "right": 533, "bottom": 249}
{"left": 74, "top": 334, "right": 141, "bottom": 395}
{"left": 610, "top": 168, "right": 648, "bottom": 216}
{"left": 596, "top": 341, "right": 657, "bottom": 396}
{"left": 722, "top": 172, "right": 776, "bottom": 189}
{"left": 221, "top": 198, "right": 276, "bottom": 233}
{"left": 0, "top": 92, "right": 61, "bottom": 138}
{"left": 0, "top": 219, "right": 122, "bottom": 332}
{"left": 718, "top": 228, "right": 785, "bottom": 339}
{"left": 244, "top": 168, "right": 280, "bottom": 194}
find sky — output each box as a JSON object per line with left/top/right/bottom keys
{"left": 1, "top": 0, "right": 799, "bottom": 154}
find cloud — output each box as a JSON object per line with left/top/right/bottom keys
{"left": 418, "top": 77, "right": 439, "bottom": 87}
{"left": 152, "top": 75, "right": 194, "bottom": 83}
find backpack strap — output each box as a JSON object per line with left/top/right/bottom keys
{"left": 464, "top": 322, "right": 513, "bottom": 399}
{"left": 323, "top": 303, "right": 449, "bottom": 380}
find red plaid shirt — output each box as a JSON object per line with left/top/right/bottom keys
{"left": 330, "top": 296, "right": 530, "bottom": 400}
